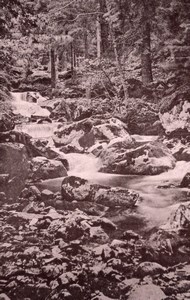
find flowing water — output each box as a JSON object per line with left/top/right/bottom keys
{"left": 40, "top": 152, "right": 190, "bottom": 230}
{"left": 12, "top": 92, "right": 190, "bottom": 232}
{"left": 11, "top": 92, "right": 50, "bottom": 118}
{"left": 15, "top": 123, "right": 60, "bottom": 139}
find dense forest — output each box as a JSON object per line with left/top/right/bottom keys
{"left": 0, "top": 0, "right": 190, "bottom": 299}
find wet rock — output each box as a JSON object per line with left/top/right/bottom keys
{"left": 100, "top": 140, "right": 176, "bottom": 175}
{"left": 160, "top": 97, "right": 190, "bottom": 135}
{"left": 94, "top": 186, "right": 139, "bottom": 208}
{"left": 58, "top": 289, "right": 72, "bottom": 299}
{"left": 20, "top": 185, "right": 41, "bottom": 200}
{"left": 91, "top": 292, "right": 118, "bottom": 300}
{"left": 136, "top": 261, "right": 166, "bottom": 278}
{"left": 180, "top": 172, "right": 190, "bottom": 187}
{"left": 41, "top": 189, "right": 55, "bottom": 201}
{"left": 0, "top": 294, "right": 11, "bottom": 300}
{"left": 59, "top": 272, "right": 77, "bottom": 286}
{"left": 162, "top": 203, "right": 190, "bottom": 231}
{"left": 0, "top": 113, "right": 14, "bottom": 132}
{"left": 128, "top": 283, "right": 166, "bottom": 300}
{"left": 167, "top": 138, "right": 190, "bottom": 161}
{"left": 61, "top": 176, "right": 93, "bottom": 202}
{"left": 119, "top": 278, "right": 140, "bottom": 293}
{"left": 120, "top": 97, "right": 162, "bottom": 135}
{"left": 68, "top": 283, "right": 83, "bottom": 299}
{"left": 89, "top": 226, "right": 109, "bottom": 242}
{"left": 54, "top": 117, "right": 131, "bottom": 152}
{"left": 30, "top": 156, "right": 67, "bottom": 181}
{"left": 61, "top": 176, "right": 139, "bottom": 208}
{"left": 177, "top": 280, "right": 190, "bottom": 293}
{"left": 0, "top": 192, "right": 6, "bottom": 202}
{"left": 54, "top": 118, "right": 93, "bottom": 151}
{"left": 0, "top": 143, "right": 30, "bottom": 199}
{"left": 122, "top": 230, "right": 140, "bottom": 241}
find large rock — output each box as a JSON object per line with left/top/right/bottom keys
{"left": 128, "top": 284, "right": 166, "bottom": 300}
{"left": 160, "top": 100, "right": 190, "bottom": 135}
{"left": 0, "top": 113, "right": 14, "bottom": 132}
{"left": 51, "top": 98, "right": 92, "bottom": 122}
{"left": 121, "top": 99, "right": 163, "bottom": 135}
{"left": 54, "top": 117, "right": 132, "bottom": 153}
{"left": 30, "top": 156, "right": 67, "bottom": 181}
{"left": 61, "top": 176, "right": 139, "bottom": 208}
{"left": 99, "top": 140, "right": 176, "bottom": 175}
{"left": 0, "top": 143, "right": 30, "bottom": 199}
{"left": 159, "top": 82, "right": 190, "bottom": 137}
{"left": 53, "top": 118, "right": 93, "bottom": 151}
{"left": 180, "top": 172, "right": 190, "bottom": 187}
{"left": 162, "top": 203, "right": 190, "bottom": 231}
{"left": 164, "top": 138, "right": 190, "bottom": 161}
{"left": 136, "top": 261, "right": 166, "bottom": 278}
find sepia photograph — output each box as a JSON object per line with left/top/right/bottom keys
{"left": 0, "top": 0, "right": 190, "bottom": 299}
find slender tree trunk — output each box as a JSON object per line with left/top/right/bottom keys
{"left": 141, "top": 21, "right": 153, "bottom": 85}
{"left": 73, "top": 43, "right": 76, "bottom": 67}
{"left": 50, "top": 47, "right": 56, "bottom": 89}
{"left": 106, "top": 0, "right": 129, "bottom": 101}
{"left": 84, "top": 29, "right": 89, "bottom": 59}
{"left": 71, "top": 42, "right": 74, "bottom": 73}
{"left": 99, "top": 0, "right": 109, "bottom": 56}
{"left": 96, "top": 15, "right": 101, "bottom": 59}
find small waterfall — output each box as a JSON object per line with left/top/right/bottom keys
{"left": 65, "top": 153, "right": 103, "bottom": 178}
{"left": 11, "top": 92, "right": 50, "bottom": 118}
{"left": 15, "top": 122, "right": 60, "bottom": 139}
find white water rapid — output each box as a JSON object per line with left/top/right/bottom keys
{"left": 11, "top": 92, "right": 60, "bottom": 139}
{"left": 40, "top": 151, "right": 190, "bottom": 229}
{"left": 11, "top": 92, "right": 50, "bottom": 118}
{"left": 15, "top": 123, "right": 60, "bottom": 139}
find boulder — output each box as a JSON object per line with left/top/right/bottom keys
{"left": 0, "top": 143, "right": 30, "bottom": 199}
{"left": 162, "top": 203, "right": 190, "bottom": 231}
{"left": 94, "top": 186, "right": 139, "bottom": 208}
{"left": 30, "top": 156, "right": 67, "bottom": 181}
{"left": 61, "top": 176, "right": 139, "bottom": 208}
{"left": 53, "top": 118, "right": 93, "bottom": 151}
{"left": 180, "top": 172, "right": 190, "bottom": 187}
{"left": 128, "top": 284, "right": 166, "bottom": 300}
{"left": 54, "top": 117, "right": 132, "bottom": 153}
{"left": 136, "top": 261, "right": 166, "bottom": 278}
{"left": 20, "top": 185, "right": 41, "bottom": 200}
{"left": 159, "top": 83, "right": 190, "bottom": 136}
{"left": 41, "top": 189, "right": 55, "bottom": 201}
{"left": 61, "top": 176, "right": 93, "bottom": 202}
{"left": 0, "top": 294, "right": 11, "bottom": 300}
{"left": 100, "top": 140, "right": 176, "bottom": 175}
{"left": 164, "top": 138, "right": 190, "bottom": 161}
{"left": 0, "top": 113, "right": 14, "bottom": 132}
{"left": 122, "top": 99, "right": 163, "bottom": 135}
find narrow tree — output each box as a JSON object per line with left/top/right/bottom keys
{"left": 105, "top": 0, "right": 129, "bottom": 101}
{"left": 140, "top": 0, "right": 155, "bottom": 85}
{"left": 50, "top": 47, "right": 56, "bottom": 88}
{"left": 141, "top": 20, "right": 153, "bottom": 84}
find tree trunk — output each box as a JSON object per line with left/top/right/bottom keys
{"left": 84, "top": 29, "right": 89, "bottom": 59}
{"left": 106, "top": 0, "right": 129, "bottom": 101}
{"left": 71, "top": 42, "right": 74, "bottom": 74}
{"left": 141, "top": 21, "right": 153, "bottom": 85}
{"left": 50, "top": 47, "right": 56, "bottom": 89}
{"left": 96, "top": 15, "right": 101, "bottom": 59}
{"left": 99, "top": 0, "right": 109, "bottom": 56}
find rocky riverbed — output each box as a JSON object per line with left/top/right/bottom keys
{"left": 0, "top": 91, "right": 190, "bottom": 299}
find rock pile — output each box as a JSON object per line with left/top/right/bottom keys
{"left": 1, "top": 200, "right": 190, "bottom": 300}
